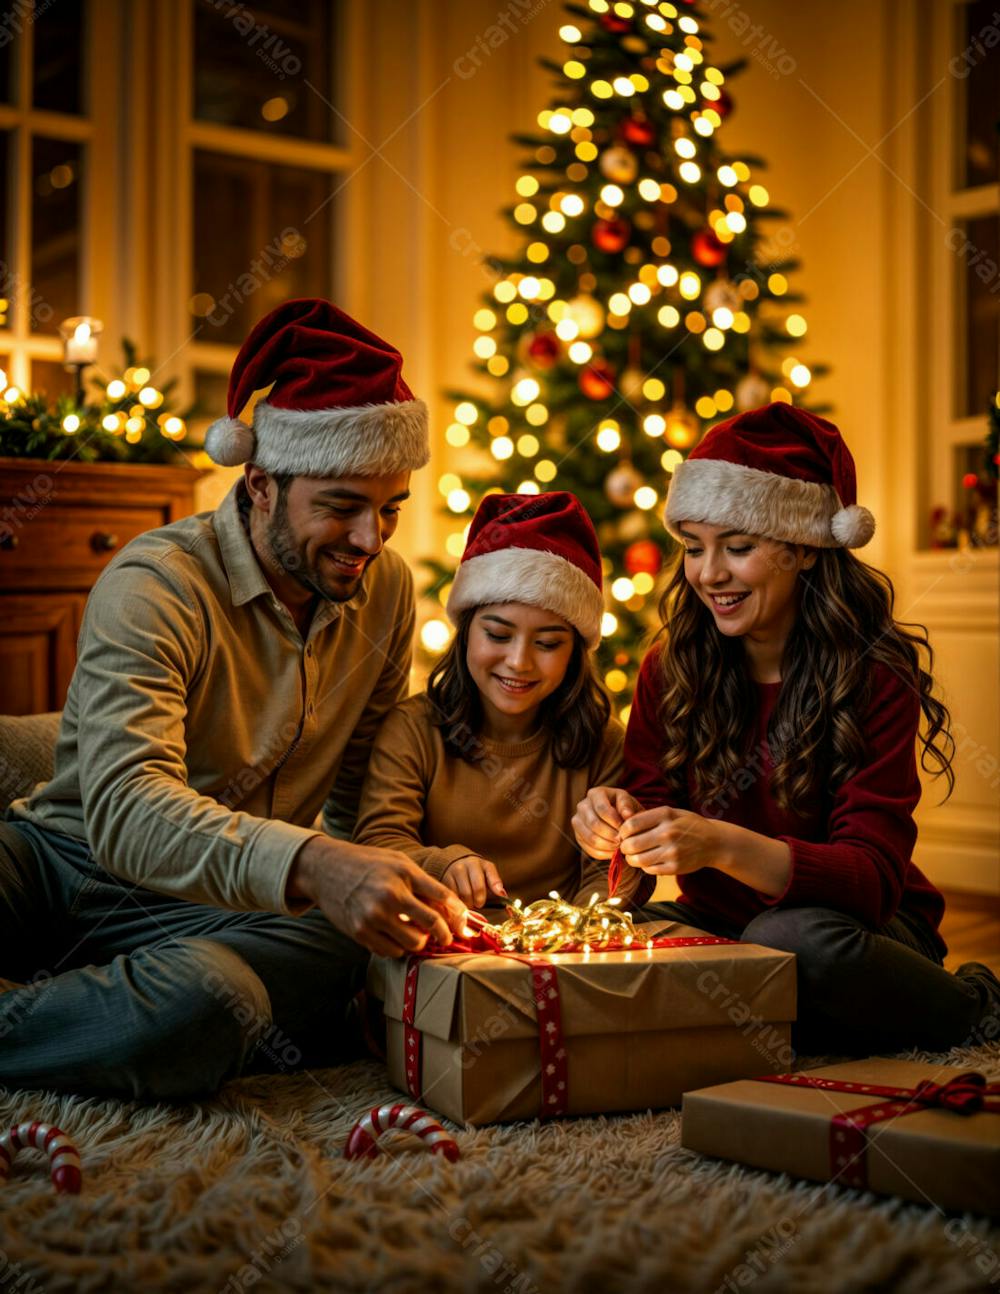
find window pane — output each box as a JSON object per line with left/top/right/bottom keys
{"left": 31, "top": 137, "right": 84, "bottom": 336}
{"left": 0, "top": 25, "right": 12, "bottom": 104}
{"left": 31, "top": 358, "right": 76, "bottom": 399}
{"left": 193, "top": 369, "right": 231, "bottom": 423}
{"left": 193, "top": 0, "right": 338, "bottom": 143}
{"left": 958, "top": 215, "right": 1000, "bottom": 419}
{"left": 33, "top": 0, "right": 85, "bottom": 115}
{"left": 0, "top": 131, "right": 9, "bottom": 323}
{"left": 191, "top": 149, "right": 332, "bottom": 346}
{"left": 961, "top": 0, "right": 1000, "bottom": 189}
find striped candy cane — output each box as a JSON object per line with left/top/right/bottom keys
{"left": 0, "top": 1121, "right": 82, "bottom": 1194}
{"left": 344, "top": 1102, "right": 459, "bottom": 1163}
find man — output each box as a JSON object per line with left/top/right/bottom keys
{"left": 0, "top": 299, "right": 465, "bottom": 1100}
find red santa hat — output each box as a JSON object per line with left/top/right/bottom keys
{"left": 664, "top": 402, "right": 875, "bottom": 548}
{"left": 203, "top": 298, "right": 429, "bottom": 478}
{"left": 447, "top": 492, "right": 605, "bottom": 647}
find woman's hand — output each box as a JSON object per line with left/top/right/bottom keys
{"left": 572, "top": 786, "right": 642, "bottom": 859}
{"left": 442, "top": 856, "right": 508, "bottom": 909}
{"left": 618, "top": 806, "right": 727, "bottom": 875}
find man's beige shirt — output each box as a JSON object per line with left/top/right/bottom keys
{"left": 10, "top": 482, "right": 414, "bottom": 914}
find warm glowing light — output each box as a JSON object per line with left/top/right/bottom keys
{"left": 608, "top": 293, "right": 631, "bottom": 316}
{"left": 769, "top": 273, "right": 788, "bottom": 295}
{"left": 162, "top": 416, "right": 185, "bottom": 437}
{"left": 515, "top": 176, "right": 538, "bottom": 197}
{"left": 703, "top": 327, "right": 725, "bottom": 351}
{"left": 438, "top": 473, "right": 461, "bottom": 496}
{"left": 102, "top": 413, "right": 121, "bottom": 432}
{"left": 717, "top": 165, "right": 738, "bottom": 187}
{"left": 749, "top": 184, "right": 770, "bottom": 206}
{"left": 559, "top": 23, "right": 582, "bottom": 41}
{"left": 555, "top": 318, "right": 579, "bottom": 341}
{"left": 511, "top": 378, "right": 540, "bottom": 406}
{"left": 62, "top": 414, "right": 80, "bottom": 433}
{"left": 678, "top": 272, "right": 701, "bottom": 300}
{"left": 657, "top": 264, "right": 679, "bottom": 287}
{"left": 790, "top": 363, "right": 812, "bottom": 388}
{"left": 447, "top": 489, "right": 471, "bottom": 513}
{"left": 596, "top": 423, "right": 621, "bottom": 452}
{"left": 473, "top": 336, "right": 496, "bottom": 359}
{"left": 568, "top": 341, "right": 593, "bottom": 364}
{"left": 106, "top": 379, "right": 127, "bottom": 399}
{"left": 561, "top": 194, "right": 585, "bottom": 217}
{"left": 612, "top": 77, "right": 635, "bottom": 97}
{"left": 638, "top": 178, "right": 661, "bottom": 202}
{"left": 526, "top": 403, "right": 548, "bottom": 426}
{"left": 605, "top": 669, "right": 628, "bottom": 693}
{"left": 678, "top": 161, "right": 701, "bottom": 184}
{"left": 517, "top": 480, "right": 540, "bottom": 495}
{"left": 725, "top": 212, "right": 747, "bottom": 234}
{"left": 663, "top": 89, "right": 684, "bottom": 111}
{"left": 661, "top": 448, "right": 684, "bottom": 471}
{"left": 674, "top": 137, "right": 696, "bottom": 159}
{"left": 421, "top": 619, "right": 452, "bottom": 653}
{"left": 611, "top": 577, "right": 635, "bottom": 601}
{"left": 445, "top": 424, "right": 470, "bottom": 447}
{"left": 541, "top": 211, "right": 566, "bottom": 233}
{"left": 514, "top": 203, "right": 537, "bottom": 225}
{"left": 658, "top": 305, "right": 680, "bottom": 327}
{"left": 601, "top": 611, "right": 618, "bottom": 637}
{"left": 492, "top": 436, "right": 514, "bottom": 460}
{"left": 634, "top": 486, "right": 658, "bottom": 510}
{"left": 600, "top": 184, "right": 624, "bottom": 207}
{"left": 712, "top": 307, "right": 734, "bottom": 329}
{"left": 643, "top": 414, "right": 666, "bottom": 437}
{"left": 633, "top": 572, "right": 655, "bottom": 595}
{"left": 628, "top": 283, "right": 651, "bottom": 305}
{"left": 535, "top": 459, "right": 557, "bottom": 482}
{"left": 787, "top": 314, "right": 808, "bottom": 336}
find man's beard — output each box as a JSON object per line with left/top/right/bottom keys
{"left": 265, "top": 492, "right": 371, "bottom": 604}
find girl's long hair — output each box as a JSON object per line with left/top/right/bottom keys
{"left": 655, "top": 546, "right": 954, "bottom": 817}
{"left": 426, "top": 608, "right": 611, "bottom": 769}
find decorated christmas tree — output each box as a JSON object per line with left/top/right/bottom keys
{"left": 421, "top": 0, "right": 828, "bottom": 711}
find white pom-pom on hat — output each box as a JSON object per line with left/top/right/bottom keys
{"left": 830, "top": 503, "right": 875, "bottom": 548}
{"left": 204, "top": 416, "right": 255, "bottom": 467}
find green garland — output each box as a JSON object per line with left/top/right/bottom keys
{"left": 0, "top": 339, "right": 198, "bottom": 465}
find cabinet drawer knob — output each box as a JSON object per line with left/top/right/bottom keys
{"left": 0, "top": 532, "right": 19, "bottom": 551}
{"left": 91, "top": 531, "right": 120, "bottom": 553}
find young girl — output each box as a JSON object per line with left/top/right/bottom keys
{"left": 354, "top": 491, "right": 640, "bottom": 912}
{"left": 573, "top": 402, "right": 1000, "bottom": 1053}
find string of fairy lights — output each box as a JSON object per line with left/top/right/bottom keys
{"left": 419, "top": 0, "right": 816, "bottom": 709}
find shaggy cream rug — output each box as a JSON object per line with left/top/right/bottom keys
{"left": 1, "top": 1042, "right": 998, "bottom": 1294}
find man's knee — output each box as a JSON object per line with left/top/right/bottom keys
{"left": 124, "top": 939, "right": 273, "bottom": 1100}
{"left": 742, "top": 906, "right": 869, "bottom": 980}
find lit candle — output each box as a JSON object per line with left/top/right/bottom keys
{"left": 59, "top": 316, "right": 102, "bottom": 365}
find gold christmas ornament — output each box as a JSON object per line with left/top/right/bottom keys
{"left": 598, "top": 145, "right": 640, "bottom": 185}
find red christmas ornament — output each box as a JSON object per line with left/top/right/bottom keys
{"left": 624, "top": 539, "right": 662, "bottom": 576}
{"left": 600, "top": 12, "right": 632, "bottom": 32}
{"left": 621, "top": 116, "right": 657, "bottom": 148}
{"left": 691, "top": 228, "right": 728, "bottom": 268}
{"left": 962, "top": 472, "right": 979, "bottom": 489}
{"left": 579, "top": 361, "right": 616, "bottom": 401}
{"left": 526, "top": 331, "right": 561, "bottom": 370}
{"left": 713, "top": 88, "right": 734, "bottom": 119}
{"left": 592, "top": 217, "right": 631, "bottom": 254}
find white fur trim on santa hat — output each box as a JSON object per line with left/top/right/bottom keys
{"left": 204, "top": 416, "right": 256, "bottom": 467}
{"left": 664, "top": 457, "right": 874, "bottom": 548}
{"left": 216, "top": 398, "right": 430, "bottom": 477}
{"left": 446, "top": 547, "right": 604, "bottom": 648}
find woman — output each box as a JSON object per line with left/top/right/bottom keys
{"left": 573, "top": 403, "right": 999, "bottom": 1053}
{"left": 355, "top": 491, "right": 639, "bottom": 911}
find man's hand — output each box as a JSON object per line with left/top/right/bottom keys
{"left": 287, "top": 836, "right": 468, "bottom": 958}
{"left": 442, "top": 856, "right": 507, "bottom": 909}
{"left": 571, "top": 785, "right": 642, "bottom": 859}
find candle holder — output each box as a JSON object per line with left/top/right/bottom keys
{"left": 59, "top": 316, "right": 103, "bottom": 406}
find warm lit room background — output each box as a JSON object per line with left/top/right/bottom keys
{"left": 1, "top": 0, "right": 997, "bottom": 897}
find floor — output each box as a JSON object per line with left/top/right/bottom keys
{"left": 940, "top": 888, "right": 1000, "bottom": 971}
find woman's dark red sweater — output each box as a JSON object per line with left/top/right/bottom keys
{"left": 624, "top": 649, "right": 947, "bottom": 954}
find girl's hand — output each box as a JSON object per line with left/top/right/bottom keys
{"left": 442, "top": 856, "right": 508, "bottom": 909}
{"left": 618, "top": 806, "right": 727, "bottom": 875}
{"left": 572, "top": 786, "right": 642, "bottom": 859}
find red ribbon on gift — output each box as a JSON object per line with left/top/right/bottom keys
{"left": 755, "top": 1070, "right": 1000, "bottom": 1190}
{"left": 401, "top": 922, "right": 737, "bottom": 1119}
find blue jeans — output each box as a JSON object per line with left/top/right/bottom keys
{"left": 0, "top": 820, "right": 369, "bottom": 1100}
{"left": 643, "top": 898, "right": 996, "bottom": 1054}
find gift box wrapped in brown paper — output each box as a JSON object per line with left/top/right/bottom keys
{"left": 681, "top": 1057, "right": 1000, "bottom": 1216}
{"left": 369, "top": 934, "right": 796, "bottom": 1126}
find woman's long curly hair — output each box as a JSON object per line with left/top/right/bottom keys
{"left": 655, "top": 546, "right": 954, "bottom": 818}
{"left": 426, "top": 607, "right": 611, "bottom": 769}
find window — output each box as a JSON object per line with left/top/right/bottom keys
{"left": 177, "top": 0, "right": 349, "bottom": 426}
{"left": 921, "top": 0, "right": 1000, "bottom": 543}
{"left": 0, "top": 0, "right": 104, "bottom": 399}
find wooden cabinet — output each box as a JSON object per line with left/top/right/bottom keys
{"left": 0, "top": 458, "right": 209, "bottom": 715}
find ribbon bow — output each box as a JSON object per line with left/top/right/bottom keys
{"left": 910, "top": 1071, "right": 986, "bottom": 1115}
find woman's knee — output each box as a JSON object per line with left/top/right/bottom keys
{"left": 741, "top": 906, "right": 871, "bottom": 979}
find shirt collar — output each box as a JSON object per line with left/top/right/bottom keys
{"left": 213, "top": 480, "right": 374, "bottom": 615}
